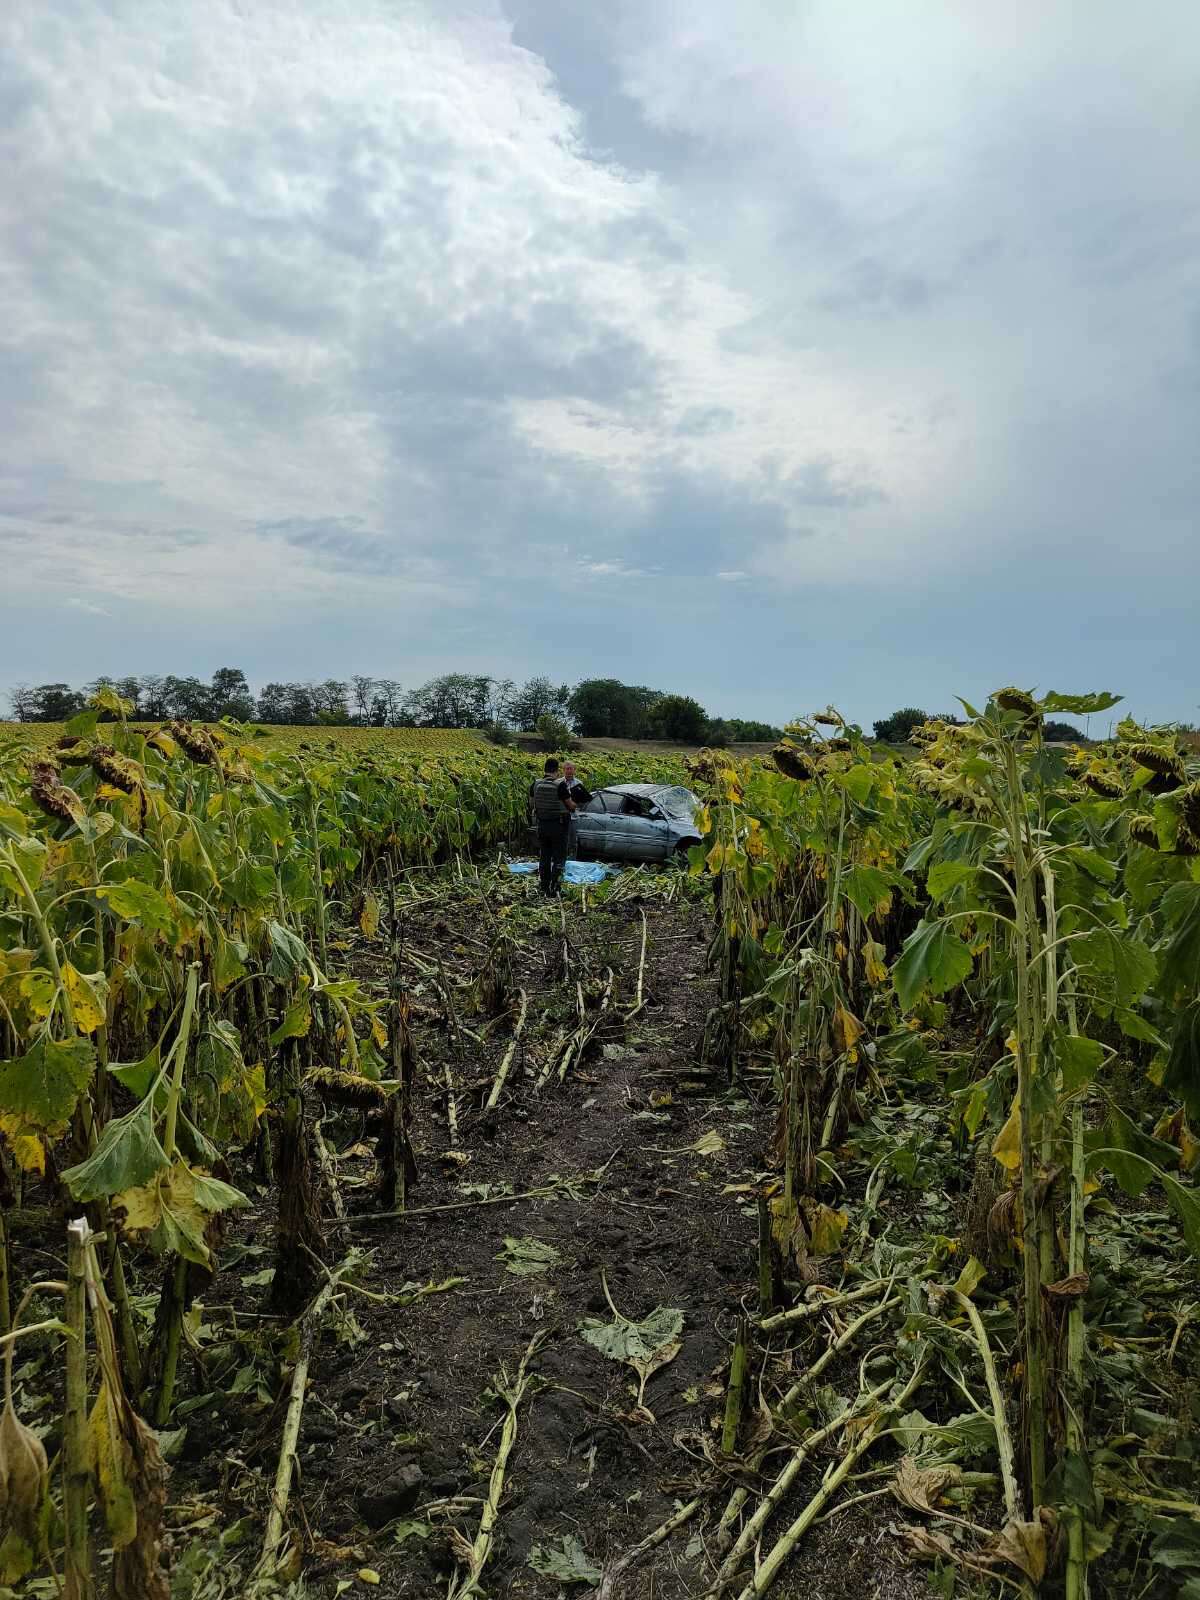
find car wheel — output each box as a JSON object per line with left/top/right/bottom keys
{"left": 674, "top": 838, "right": 698, "bottom": 859}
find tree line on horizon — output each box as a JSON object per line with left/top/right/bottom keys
{"left": 872, "top": 705, "right": 1086, "bottom": 744}
{"left": 6, "top": 669, "right": 782, "bottom": 745}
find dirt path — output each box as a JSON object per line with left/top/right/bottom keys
{"left": 166, "top": 865, "right": 936, "bottom": 1598}
{"left": 262, "top": 868, "right": 929, "bottom": 1599}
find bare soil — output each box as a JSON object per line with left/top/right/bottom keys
{"left": 175, "top": 868, "right": 937, "bottom": 1598}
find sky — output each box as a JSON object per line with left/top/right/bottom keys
{"left": 1, "top": 0, "right": 1198, "bottom": 729}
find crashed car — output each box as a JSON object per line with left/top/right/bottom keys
{"left": 572, "top": 782, "right": 703, "bottom": 863}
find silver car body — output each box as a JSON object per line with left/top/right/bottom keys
{"left": 573, "top": 782, "right": 702, "bottom": 863}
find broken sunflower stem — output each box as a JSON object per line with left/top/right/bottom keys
{"left": 732, "top": 1361, "right": 928, "bottom": 1600}
{"left": 449, "top": 1330, "right": 546, "bottom": 1598}
{"left": 707, "top": 1374, "right": 894, "bottom": 1598}
{"left": 252, "top": 1257, "right": 355, "bottom": 1590}
{"left": 484, "top": 988, "right": 528, "bottom": 1112}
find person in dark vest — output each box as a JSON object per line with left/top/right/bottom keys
{"left": 530, "top": 757, "right": 576, "bottom": 895}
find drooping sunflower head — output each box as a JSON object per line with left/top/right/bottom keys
{"left": 1181, "top": 780, "right": 1200, "bottom": 837}
{"left": 1127, "top": 743, "right": 1185, "bottom": 783}
{"left": 1082, "top": 769, "right": 1124, "bottom": 799}
{"left": 1127, "top": 814, "right": 1159, "bottom": 849}
{"left": 169, "top": 720, "right": 217, "bottom": 765}
{"left": 30, "top": 759, "right": 76, "bottom": 822}
{"left": 89, "top": 744, "right": 141, "bottom": 794}
{"left": 994, "top": 687, "right": 1040, "bottom": 720}
{"left": 772, "top": 743, "right": 817, "bottom": 782}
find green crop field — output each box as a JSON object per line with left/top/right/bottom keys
{"left": 0, "top": 720, "right": 497, "bottom": 756}
{"left": 0, "top": 684, "right": 1198, "bottom": 1597}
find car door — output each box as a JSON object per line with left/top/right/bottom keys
{"left": 601, "top": 810, "right": 649, "bottom": 859}
{"left": 573, "top": 792, "right": 610, "bottom": 857}
{"left": 605, "top": 800, "right": 670, "bottom": 861}
{"left": 644, "top": 804, "right": 674, "bottom": 860}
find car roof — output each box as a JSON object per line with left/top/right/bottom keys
{"left": 601, "top": 783, "right": 665, "bottom": 798}
{"left": 600, "top": 783, "right": 698, "bottom": 811}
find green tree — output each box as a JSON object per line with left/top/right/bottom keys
{"left": 163, "top": 675, "right": 211, "bottom": 720}
{"left": 8, "top": 684, "right": 38, "bottom": 721}
{"left": 649, "top": 693, "right": 708, "bottom": 742}
{"left": 568, "top": 679, "right": 661, "bottom": 738}
{"left": 351, "top": 675, "right": 376, "bottom": 724}
{"left": 210, "top": 667, "right": 255, "bottom": 721}
{"left": 256, "top": 682, "right": 290, "bottom": 723}
{"left": 405, "top": 674, "right": 492, "bottom": 728}
{"left": 508, "top": 676, "right": 571, "bottom": 731}
{"left": 27, "top": 683, "right": 87, "bottom": 721}
{"left": 314, "top": 680, "right": 350, "bottom": 723}
{"left": 721, "top": 717, "right": 782, "bottom": 742}
{"left": 873, "top": 706, "right": 929, "bottom": 743}
{"left": 139, "top": 675, "right": 171, "bottom": 718}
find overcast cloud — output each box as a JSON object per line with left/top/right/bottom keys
{"left": 1, "top": 0, "right": 1197, "bottom": 726}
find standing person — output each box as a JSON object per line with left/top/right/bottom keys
{"left": 562, "top": 761, "right": 592, "bottom": 858}
{"left": 530, "top": 757, "right": 575, "bottom": 896}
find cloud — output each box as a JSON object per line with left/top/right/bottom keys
{"left": 64, "top": 597, "right": 110, "bottom": 617}
{"left": 0, "top": 0, "right": 1197, "bottom": 725}
{"left": 577, "top": 558, "right": 656, "bottom": 580}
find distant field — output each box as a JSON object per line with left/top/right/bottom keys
{"left": 0, "top": 722, "right": 770, "bottom": 760}
{"left": 0, "top": 722, "right": 493, "bottom": 753}
{"left": 512, "top": 732, "right": 775, "bottom": 758}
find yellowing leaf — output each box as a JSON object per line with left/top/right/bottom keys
{"left": 807, "top": 1202, "right": 849, "bottom": 1255}
{"left": 371, "top": 1015, "right": 388, "bottom": 1051}
{"left": 862, "top": 940, "right": 889, "bottom": 987}
{"left": 18, "top": 969, "right": 57, "bottom": 1021}
{"left": 87, "top": 1381, "right": 137, "bottom": 1548}
{"left": 1, "top": 1131, "right": 45, "bottom": 1174}
{"left": 987, "top": 1513, "right": 1054, "bottom": 1583}
{"left": 706, "top": 842, "right": 726, "bottom": 875}
{"left": 63, "top": 963, "right": 109, "bottom": 1035}
{"left": 116, "top": 1161, "right": 248, "bottom": 1266}
{"left": 992, "top": 1099, "right": 1022, "bottom": 1172}
{"left": 953, "top": 1255, "right": 987, "bottom": 1298}
{"left": 690, "top": 1129, "right": 726, "bottom": 1157}
{"left": 359, "top": 892, "right": 381, "bottom": 939}
{"left": 832, "top": 1002, "right": 864, "bottom": 1054}
{"left": 0, "top": 1033, "right": 95, "bottom": 1140}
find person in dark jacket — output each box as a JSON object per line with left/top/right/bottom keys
{"left": 529, "top": 757, "right": 576, "bottom": 895}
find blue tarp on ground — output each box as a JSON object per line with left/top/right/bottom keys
{"left": 507, "top": 859, "right": 616, "bottom": 884}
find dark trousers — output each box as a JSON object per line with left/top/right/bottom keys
{"left": 537, "top": 818, "right": 570, "bottom": 894}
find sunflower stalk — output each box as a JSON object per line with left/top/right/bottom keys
{"left": 484, "top": 988, "right": 528, "bottom": 1112}
{"left": 731, "top": 1361, "right": 927, "bottom": 1600}
{"left": 447, "top": 1331, "right": 545, "bottom": 1598}
{"left": 64, "top": 1217, "right": 93, "bottom": 1600}
{"left": 251, "top": 1261, "right": 351, "bottom": 1590}
{"left": 707, "top": 1374, "right": 894, "bottom": 1598}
